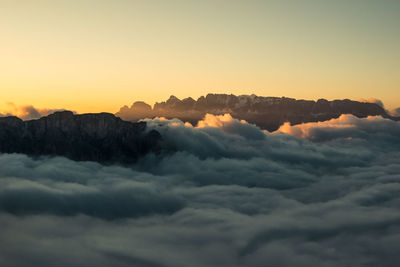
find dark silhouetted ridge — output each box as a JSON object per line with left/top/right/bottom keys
{"left": 0, "top": 111, "right": 161, "bottom": 163}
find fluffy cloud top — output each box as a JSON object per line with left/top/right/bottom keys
{"left": 0, "top": 103, "right": 72, "bottom": 120}
{"left": 277, "top": 114, "right": 400, "bottom": 142}
{"left": 1, "top": 113, "right": 400, "bottom": 266}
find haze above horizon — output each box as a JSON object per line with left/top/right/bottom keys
{"left": 1, "top": 0, "right": 399, "bottom": 112}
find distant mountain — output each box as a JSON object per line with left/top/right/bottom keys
{"left": 0, "top": 111, "right": 161, "bottom": 163}
{"left": 116, "top": 94, "right": 399, "bottom": 131}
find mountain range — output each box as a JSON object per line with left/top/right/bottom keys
{"left": 116, "top": 94, "right": 399, "bottom": 131}
{"left": 1, "top": 94, "right": 399, "bottom": 164}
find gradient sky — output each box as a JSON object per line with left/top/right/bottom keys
{"left": 0, "top": 0, "right": 399, "bottom": 113}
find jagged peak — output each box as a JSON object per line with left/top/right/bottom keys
{"left": 182, "top": 97, "right": 195, "bottom": 102}
{"left": 130, "top": 101, "right": 152, "bottom": 110}
{"left": 168, "top": 95, "right": 180, "bottom": 101}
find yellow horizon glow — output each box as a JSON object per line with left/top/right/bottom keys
{"left": 1, "top": 0, "right": 399, "bottom": 113}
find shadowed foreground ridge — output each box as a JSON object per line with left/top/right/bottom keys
{"left": 117, "top": 94, "right": 399, "bottom": 131}
{"left": 0, "top": 111, "right": 161, "bottom": 163}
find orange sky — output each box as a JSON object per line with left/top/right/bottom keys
{"left": 1, "top": 0, "right": 399, "bottom": 113}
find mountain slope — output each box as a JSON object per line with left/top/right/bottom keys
{"left": 0, "top": 111, "right": 161, "bottom": 163}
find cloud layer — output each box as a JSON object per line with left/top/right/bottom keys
{"left": 1, "top": 114, "right": 400, "bottom": 266}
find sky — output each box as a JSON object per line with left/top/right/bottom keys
{"left": 0, "top": 0, "right": 399, "bottom": 113}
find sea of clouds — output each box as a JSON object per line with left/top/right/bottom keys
{"left": 1, "top": 114, "right": 400, "bottom": 267}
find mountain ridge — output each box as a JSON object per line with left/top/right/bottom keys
{"left": 116, "top": 94, "right": 399, "bottom": 131}
{"left": 0, "top": 111, "right": 161, "bottom": 164}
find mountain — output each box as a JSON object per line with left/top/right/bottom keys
{"left": 117, "top": 94, "right": 399, "bottom": 131}
{"left": 0, "top": 111, "right": 161, "bottom": 163}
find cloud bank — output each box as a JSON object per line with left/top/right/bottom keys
{"left": 277, "top": 114, "right": 400, "bottom": 143}
{"left": 0, "top": 103, "right": 72, "bottom": 120}
{"left": 390, "top": 107, "right": 400, "bottom": 117}
{"left": 1, "top": 114, "right": 400, "bottom": 266}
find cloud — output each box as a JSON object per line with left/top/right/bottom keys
{"left": 389, "top": 107, "right": 400, "bottom": 117}
{"left": 277, "top": 114, "right": 400, "bottom": 144}
{"left": 1, "top": 114, "right": 400, "bottom": 266}
{"left": 358, "top": 99, "right": 400, "bottom": 119}
{"left": 359, "top": 98, "right": 385, "bottom": 108}
{"left": 0, "top": 103, "right": 73, "bottom": 120}
{"left": 0, "top": 155, "right": 184, "bottom": 220}
{"left": 196, "top": 113, "right": 265, "bottom": 140}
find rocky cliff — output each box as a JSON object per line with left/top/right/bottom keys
{"left": 116, "top": 94, "right": 398, "bottom": 131}
{"left": 0, "top": 111, "right": 161, "bottom": 163}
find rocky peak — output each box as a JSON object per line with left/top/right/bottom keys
{"left": 131, "top": 101, "right": 152, "bottom": 111}
{"left": 166, "top": 95, "right": 181, "bottom": 105}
